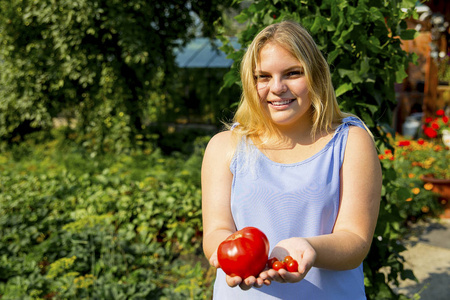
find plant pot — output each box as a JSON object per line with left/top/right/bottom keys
{"left": 421, "top": 176, "right": 450, "bottom": 219}
{"left": 442, "top": 129, "right": 450, "bottom": 147}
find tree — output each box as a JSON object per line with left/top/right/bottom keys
{"left": 0, "top": 0, "right": 225, "bottom": 150}
{"left": 216, "top": 0, "right": 418, "bottom": 298}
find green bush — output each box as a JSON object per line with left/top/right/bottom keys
{"left": 0, "top": 0, "right": 225, "bottom": 149}
{"left": 0, "top": 131, "right": 214, "bottom": 299}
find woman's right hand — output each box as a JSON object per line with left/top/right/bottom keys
{"left": 226, "top": 274, "right": 268, "bottom": 290}
{"left": 209, "top": 248, "right": 271, "bottom": 290}
{"left": 208, "top": 248, "right": 220, "bottom": 269}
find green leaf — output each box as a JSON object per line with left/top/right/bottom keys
{"left": 368, "top": 7, "right": 385, "bottom": 22}
{"left": 234, "top": 12, "right": 248, "bottom": 23}
{"left": 395, "top": 68, "right": 408, "bottom": 83}
{"left": 366, "top": 35, "right": 381, "bottom": 53}
{"left": 360, "top": 110, "right": 374, "bottom": 127}
{"left": 338, "top": 69, "right": 363, "bottom": 84}
{"left": 400, "top": 269, "right": 416, "bottom": 281}
{"left": 335, "top": 82, "right": 353, "bottom": 97}
{"left": 399, "top": 29, "right": 418, "bottom": 40}
{"left": 337, "top": 24, "right": 354, "bottom": 44}
{"left": 327, "top": 48, "right": 341, "bottom": 64}
{"left": 360, "top": 57, "right": 370, "bottom": 75}
{"left": 357, "top": 102, "right": 378, "bottom": 114}
{"left": 220, "top": 70, "right": 240, "bottom": 90}
{"left": 310, "top": 16, "right": 324, "bottom": 34}
{"left": 401, "top": 0, "right": 416, "bottom": 10}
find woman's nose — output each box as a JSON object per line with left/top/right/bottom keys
{"left": 270, "top": 77, "right": 287, "bottom": 94}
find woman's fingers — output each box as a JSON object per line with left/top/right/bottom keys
{"left": 209, "top": 250, "right": 220, "bottom": 268}
{"left": 226, "top": 274, "right": 271, "bottom": 289}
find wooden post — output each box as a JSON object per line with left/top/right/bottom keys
{"left": 423, "top": 39, "right": 438, "bottom": 119}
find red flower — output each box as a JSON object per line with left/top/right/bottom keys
{"left": 424, "top": 127, "right": 438, "bottom": 138}
{"left": 425, "top": 117, "right": 433, "bottom": 123}
{"left": 384, "top": 149, "right": 392, "bottom": 155}
{"left": 443, "top": 116, "right": 449, "bottom": 124}
{"left": 436, "top": 109, "right": 445, "bottom": 116}
{"left": 398, "top": 140, "right": 411, "bottom": 146}
{"left": 417, "top": 138, "right": 425, "bottom": 145}
{"left": 272, "top": 14, "right": 277, "bottom": 19}
{"left": 378, "top": 154, "right": 384, "bottom": 160}
{"left": 431, "top": 122, "right": 440, "bottom": 130}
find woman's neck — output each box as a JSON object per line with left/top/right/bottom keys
{"left": 262, "top": 117, "right": 317, "bottom": 149}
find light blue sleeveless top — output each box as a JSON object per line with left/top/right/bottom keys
{"left": 213, "top": 117, "right": 367, "bottom": 299}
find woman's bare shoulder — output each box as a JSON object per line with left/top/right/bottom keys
{"left": 204, "top": 130, "right": 237, "bottom": 165}
{"left": 347, "top": 125, "right": 374, "bottom": 144}
{"left": 206, "top": 130, "right": 234, "bottom": 149}
{"left": 345, "top": 125, "right": 379, "bottom": 163}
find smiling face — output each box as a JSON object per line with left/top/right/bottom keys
{"left": 255, "top": 42, "right": 312, "bottom": 130}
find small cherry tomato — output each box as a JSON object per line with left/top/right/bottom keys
{"left": 272, "top": 260, "right": 285, "bottom": 271}
{"left": 284, "top": 256, "right": 294, "bottom": 264}
{"left": 286, "top": 259, "right": 299, "bottom": 272}
{"left": 267, "top": 257, "right": 278, "bottom": 269}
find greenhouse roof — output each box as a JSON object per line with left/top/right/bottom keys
{"left": 175, "top": 37, "right": 240, "bottom": 68}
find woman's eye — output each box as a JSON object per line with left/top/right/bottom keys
{"left": 255, "top": 75, "right": 270, "bottom": 81}
{"left": 286, "top": 71, "right": 302, "bottom": 77}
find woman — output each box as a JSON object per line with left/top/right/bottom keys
{"left": 201, "top": 20, "right": 381, "bottom": 299}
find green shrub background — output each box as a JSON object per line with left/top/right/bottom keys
{"left": 0, "top": 130, "right": 214, "bottom": 299}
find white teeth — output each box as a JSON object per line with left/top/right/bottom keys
{"left": 271, "top": 100, "right": 293, "bottom": 106}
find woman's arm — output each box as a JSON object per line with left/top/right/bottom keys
{"left": 201, "top": 131, "right": 236, "bottom": 262}
{"left": 306, "top": 125, "right": 382, "bottom": 270}
{"left": 201, "top": 131, "right": 270, "bottom": 289}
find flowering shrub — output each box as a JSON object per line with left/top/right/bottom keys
{"left": 378, "top": 135, "right": 448, "bottom": 220}
{"left": 394, "top": 137, "right": 449, "bottom": 180}
{"left": 423, "top": 109, "right": 450, "bottom": 139}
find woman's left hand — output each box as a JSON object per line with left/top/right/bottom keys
{"left": 259, "top": 237, "right": 316, "bottom": 283}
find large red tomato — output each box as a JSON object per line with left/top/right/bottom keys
{"left": 217, "top": 227, "right": 269, "bottom": 278}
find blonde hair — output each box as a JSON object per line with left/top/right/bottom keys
{"left": 230, "top": 21, "right": 355, "bottom": 144}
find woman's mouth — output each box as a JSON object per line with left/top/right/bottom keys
{"left": 268, "top": 99, "right": 295, "bottom": 106}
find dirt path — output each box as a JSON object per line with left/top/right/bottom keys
{"left": 391, "top": 219, "right": 450, "bottom": 299}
